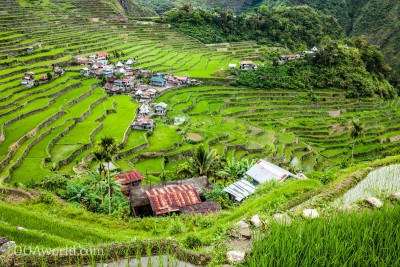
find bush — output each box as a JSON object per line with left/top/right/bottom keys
{"left": 183, "top": 234, "right": 203, "bottom": 249}
{"left": 168, "top": 218, "right": 186, "bottom": 235}
{"left": 307, "top": 169, "right": 337, "bottom": 185}
{"left": 193, "top": 215, "right": 213, "bottom": 229}
{"left": 204, "top": 186, "right": 231, "bottom": 209}
{"left": 38, "top": 193, "right": 55, "bottom": 204}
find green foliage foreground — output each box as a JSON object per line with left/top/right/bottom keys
{"left": 246, "top": 206, "right": 400, "bottom": 267}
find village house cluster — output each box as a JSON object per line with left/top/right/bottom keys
{"left": 131, "top": 101, "right": 168, "bottom": 131}
{"left": 77, "top": 52, "right": 198, "bottom": 96}
{"left": 20, "top": 66, "right": 65, "bottom": 87}
{"left": 280, "top": 46, "right": 318, "bottom": 62}
{"left": 229, "top": 61, "right": 258, "bottom": 70}
{"left": 20, "top": 72, "right": 35, "bottom": 87}
{"left": 77, "top": 52, "right": 138, "bottom": 95}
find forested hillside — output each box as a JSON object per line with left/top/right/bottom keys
{"left": 262, "top": 0, "right": 400, "bottom": 73}
{"left": 161, "top": 6, "right": 343, "bottom": 46}
{"left": 137, "top": 0, "right": 259, "bottom": 14}
{"left": 151, "top": 0, "right": 400, "bottom": 74}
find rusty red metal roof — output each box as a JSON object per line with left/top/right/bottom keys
{"left": 146, "top": 185, "right": 201, "bottom": 215}
{"left": 115, "top": 170, "right": 144, "bottom": 185}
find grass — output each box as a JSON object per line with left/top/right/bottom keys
{"left": 0, "top": 178, "right": 322, "bottom": 250}
{"left": 247, "top": 206, "right": 400, "bottom": 267}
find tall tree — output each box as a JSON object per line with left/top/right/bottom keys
{"left": 94, "top": 136, "right": 119, "bottom": 214}
{"left": 350, "top": 121, "right": 364, "bottom": 163}
{"left": 179, "top": 146, "right": 220, "bottom": 182}
{"left": 91, "top": 151, "right": 107, "bottom": 204}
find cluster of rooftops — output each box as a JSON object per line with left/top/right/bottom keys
{"left": 131, "top": 101, "right": 168, "bottom": 131}
{"left": 114, "top": 159, "right": 300, "bottom": 216}
{"left": 77, "top": 52, "right": 198, "bottom": 96}
{"left": 20, "top": 66, "right": 65, "bottom": 87}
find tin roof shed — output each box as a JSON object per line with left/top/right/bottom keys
{"left": 223, "top": 179, "right": 256, "bottom": 202}
{"left": 246, "top": 159, "right": 298, "bottom": 184}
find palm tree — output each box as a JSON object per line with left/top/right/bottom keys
{"left": 95, "top": 136, "right": 119, "bottom": 214}
{"left": 91, "top": 151, "right": 107, "bottom": 205}
{"left": 350, "top": 121, "right": 364, "bottom": 163}
{"left": 179, "top": 146, "right": 219, "bottom": 183}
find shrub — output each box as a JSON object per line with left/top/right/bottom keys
{"left": 168, "top": 218, "right": 186, "bottom": 235}
{"left": 183, "top": 234, "right": 203, "bottom": 249}
{"left": 204, "top": 186, "right": 231, "bottom": 209}
{"left": 38, "top": 193, "right": 55, "bottom": 204}
{"left": 193, "top": 215, "right": 213, "bottom": 229}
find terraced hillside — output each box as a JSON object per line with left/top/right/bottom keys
{"left": 0, "top": 0, "right": 399, "bottom": 185}
{"left": 0, "top": 0, "right": 273, "bottom": 184}
{"left": 116, "top": 87, "right": 400, "bottom": 176}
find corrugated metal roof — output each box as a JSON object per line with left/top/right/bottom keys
{"left": 146, "top": 185, "right": 201, "bottom": 215}
{"left": 180, "top": 201, "right": 221, "bottom": 215}
{"left": 223, "top": 179, "right": 256, "bottom": 202}
{"left": 115, "top": 170, "right": 144, "bottom": 185}
{"left": 246, "top": 159, "right": 298, "bottom": 184}
{"left": 139, "top": 104, "right": 150, "bottom": 114}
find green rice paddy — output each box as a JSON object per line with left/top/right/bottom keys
{"left": 0, "top": 0, "right": 399, "bottom": 186}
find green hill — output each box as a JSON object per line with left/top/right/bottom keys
{"left": 152, "top": 0, "right": 400, "bottom": 73}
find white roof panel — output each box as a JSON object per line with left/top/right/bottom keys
{"left": 223, "top": 179, "right": 256, "bottom": 202}
{"left": 246, "top": 159, "right": 298, "bottom": 184}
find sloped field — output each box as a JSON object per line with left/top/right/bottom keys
{"left": 0, "top": 0, "right": 399, "bottom": 184}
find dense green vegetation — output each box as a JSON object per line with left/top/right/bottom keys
{"left": 161, "top": 5, "right": 343, "bottom": 47}
{"left": 236, "top": 38, "right": 395, "bottom": 98}
{"left": 159, "top": 0, "right": 400, "bottom": 74}
{"left": 247, "top": 206, "right": 400, "bottom": 266}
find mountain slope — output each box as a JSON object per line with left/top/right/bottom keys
{"left": 350, "top": 0, "right": 400, "bottom": 72}
{"left": 153, "top": 0, "right": 400, "bottom": 73}
{"left": 261, "top": 0, "right": 400, "bottom": 72}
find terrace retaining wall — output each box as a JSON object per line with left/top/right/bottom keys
{"left": 0, "top": 111, "right": 66, "bottom": 173}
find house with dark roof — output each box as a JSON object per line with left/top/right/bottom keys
{"left": 40, "top": 75, "right": 49, "bottom": 82}
{"left": 240, "top": 61, "right": 257, "bottom": 70}
{"left": 129, "top": 176, "right": 213, "bottom": 216}
{"left": 146, "top": 185, "right": 201, "bottom": 215}
{"left": 149, "top": 76, "right": 167, "bottom": 87}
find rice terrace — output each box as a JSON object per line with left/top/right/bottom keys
{"left": 0, "top": 0, "right": 400, "bottom": 266}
